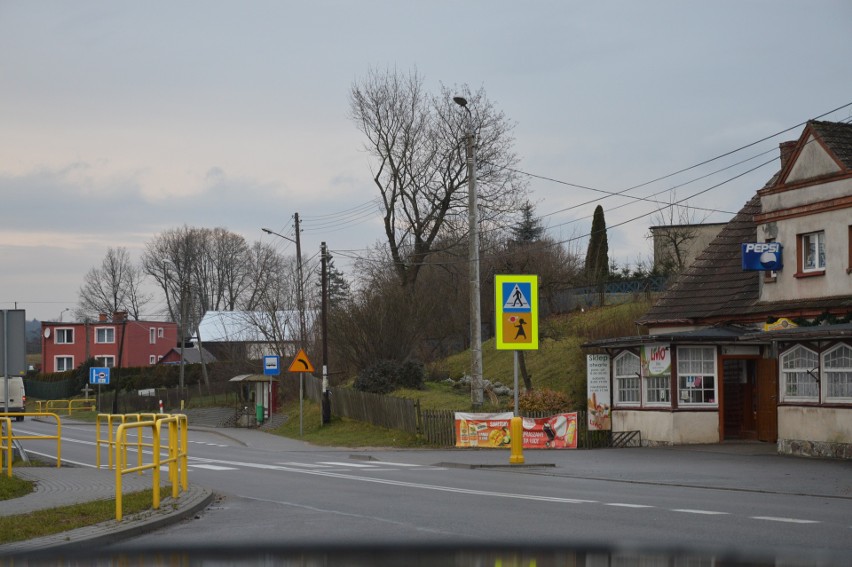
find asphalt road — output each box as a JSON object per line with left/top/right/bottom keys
{"left": 15, "top": 419, "right": 852, "bottom": 565}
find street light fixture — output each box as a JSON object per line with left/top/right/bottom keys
{"left": 454, "top": 95, "right": 484, "bottom": 409}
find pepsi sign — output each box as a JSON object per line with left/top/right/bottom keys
{"left": 741, "top": 242, "right": 783, "bottom": 271}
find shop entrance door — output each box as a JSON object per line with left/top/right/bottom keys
{"left": 756, "top": 358, "right": 778, "bottom": 442}
{"left": 722, "top": 359, "right": 757, "bottom": 440}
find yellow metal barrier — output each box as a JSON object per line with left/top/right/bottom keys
{"left": 113, "top": 415, "right": 189, "bottom": 521}
{"left": 0, "top": 412, "right": 63, "bottom": 468}
{"left": 34, "top": 399, "right": 96, "bottom": 415}
{"left": 97, "top": 413, "right": 168, "bottom": 470}
{"left": 0, "top": 417, "right": 12, "bottom": 478}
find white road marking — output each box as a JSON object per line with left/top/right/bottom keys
{"left": 751, "top": 516, "right": 820, "bottom": 524}
{"left": 605, "top": 503, "right": 655, "bottom": 508}
{"left": 186, "top": 464, "right": 237, "bottom": 471}
{"left": 672, "top": 509, "right": 729, "bottom": 515}
{"left": 318, "top": 461, "right": 381, "bottom": 468}
{"left": 278, "top": 462, "right": 335, "bottom": 468}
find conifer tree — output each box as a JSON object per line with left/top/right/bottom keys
{"left": 585, "top": 205, "right": 609, "bottom": 285}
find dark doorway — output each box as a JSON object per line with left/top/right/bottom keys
{"left": 722, "top": 359, "right": 757, "bottom": 440}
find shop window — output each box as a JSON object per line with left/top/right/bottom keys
{"left": 780, "top": 345, "right": 819, "bottom": 402}
{"left": 823, "top": 344, "right": 852, "bottom": 403}
{"left": 614, "top": 352, "right": 640, "bottom": 405}
{"left": 677, "top": 346, "right": 717, "bottom": 404}
{"left": 95, "top": 327, "right": 115, "bottom": 344}
{"left": 55, "top": 356, "right": 74, "bottom": 372}
{"left": 55, "top": 328, "right": 74, "bottom": 344}
{"left": 798, "top": 231, "right": 825, "bottom": 275}
{"left": 645, "top": 376, "right": 670, "bottom": 404}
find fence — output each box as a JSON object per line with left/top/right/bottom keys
{"left": 303, "top": 376, "right": 625, "bottom": 448}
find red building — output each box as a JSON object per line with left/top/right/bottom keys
{"left": 41, "top": 312, "right": 178, "bottom": 373}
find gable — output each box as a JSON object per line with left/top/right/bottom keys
{"left": 784, "top": 134, "right": 843, "bottom": 183}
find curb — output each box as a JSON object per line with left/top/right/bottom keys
{"left": 0, "top": 486, "right": 215, "bottom": 556}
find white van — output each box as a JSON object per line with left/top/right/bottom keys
{"left": 0, "top": 377, "right": 26, "bottom": 421}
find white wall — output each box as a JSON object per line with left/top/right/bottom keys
{"left": 778, "top": 406, "right": 852, "bottom": 443}
{"left": 614, "top": 410, "right": 719, "bottom": 445}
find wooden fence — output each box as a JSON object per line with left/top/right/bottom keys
{"left": 302, "top": 376, "right": 623, "bottom": 448}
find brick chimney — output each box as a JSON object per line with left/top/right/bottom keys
{"left": 779, "top": 141, "right": 797, "bottom": 170}
{"left": 112, "top": 311, "right": 128, "bottom": 322}
{"left": 98, "top": 313, "right": 108, "bottom": 322}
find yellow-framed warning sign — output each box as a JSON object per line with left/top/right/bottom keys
{"left": 495, "top": 274, "right": 539, "bottom": 350}
{"left": 288, "top": 349, "right": 316, "bottom": 373}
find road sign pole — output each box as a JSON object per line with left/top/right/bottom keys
{"left": 299, "top": 372, "right": 304, "bottom": 437}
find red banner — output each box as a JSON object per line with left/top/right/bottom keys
{"left": 454, "top": 412, "right": 578, "bottom": 449}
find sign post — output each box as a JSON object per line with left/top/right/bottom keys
{"left": 288, "top": 349, "right": 315, "bottom": 437}
{"left": 495, "top": 275, "right": 539, "bottom": 465}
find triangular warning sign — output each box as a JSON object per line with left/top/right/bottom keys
{"left": 288, "top": 349, "right": 315, "bottom": 373}
{"left": 504, "top": 284, "right": 530, "bottom": 309}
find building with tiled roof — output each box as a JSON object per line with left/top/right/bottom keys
{"left": 584, "top": 120, "right": 852, "bottom": 459}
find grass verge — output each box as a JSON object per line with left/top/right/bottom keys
{"left": 0, "top": 486, "right": 168, "bottom": 544}
{"left": 271, "top": 397, "right": 427, "bottom": 448}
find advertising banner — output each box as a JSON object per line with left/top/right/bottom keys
{"left": 586, "top": 354, "right": 612, "bottom": 431}
{"left": 641, "top": 344, "right": 671, "bottom": 377}
{"left": 454, "top": 412, "right": 578, "bottom": 449}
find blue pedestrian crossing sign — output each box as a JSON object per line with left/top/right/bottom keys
{"left": 495, "top": 275, "right": 538, "bottom": 350}
{"left": 89, "top": 367, "right": 111, "bottom": 385}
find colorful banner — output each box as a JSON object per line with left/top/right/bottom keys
{"left": 586, "top": 354, "right": 612, "bottom": 431}
{"left": 454, "top": 412, "right": 578, "bottom": 449}
{"left": 641, "top": 344, "right": 671, "bottom": 377}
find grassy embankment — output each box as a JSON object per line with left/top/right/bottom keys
{"left": 273, "top": 300, "right": 651, "bottom": 445}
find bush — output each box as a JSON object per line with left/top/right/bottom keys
{"left": 517, "top": 388, "right": 573, "bottom": 413}
{"left": 398, "top": 360, "right": 425, "bottom": 390}
{"left": 353, "top": 360, "right": 398, "bottom": 394}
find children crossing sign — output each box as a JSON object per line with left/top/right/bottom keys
{"left": 495, "top": 274, "right": 538, "bottom": 350}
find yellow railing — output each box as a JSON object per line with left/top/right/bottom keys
{"left": 0, "top": 412, "right": 63, "bottom": 468}
{"left": 0, "top": 417, "right": 11, "bottom": 478}
{"left": 96, "top": 413, "right": 168, "bottom": 470}
{"left": 113, "top": 414, "right": 189, "bottom": 521}
{"left": 35, "top": 399, "right": 96, "bottom": 415}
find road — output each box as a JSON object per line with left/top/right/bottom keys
{"left": 15, "top": 418, "right": 852, "bottom": 564}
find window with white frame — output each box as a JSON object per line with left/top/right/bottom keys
{"left": 149, "top": 355, "right": 157, "bottom": 365}
{"left": 677, "top": 346, "right": 718, "bottom": 404}
{"left": 780, "top": 345, "right": 819, "bottom": 401}
{"left": 158, "top": 327, "right": 164, "bottom": 338}
{"left": 150, "top": 328, "right": 156, "bottom": 344}
{"left": 95, "top": 327, "right": 115, "bottom": 344}
{"left": 645, "top": 376, "right": 670, "bottom": 404}
{"left": 801, "top": 231, "right": 826, "bottom": 272}
{"left": 823, "top": 343, "right": 852, "bottom": 402}
{"left": 95, "top": 355, "right": 115, "bottom": 368}
{"left": 55, "top": 328, "right": 74, "bottom": 344}
{"left": 55, "top": 356, "right": 74, "bottom": 372}
{"left": 614, "top": 352, "right": 640, "bottom": 405}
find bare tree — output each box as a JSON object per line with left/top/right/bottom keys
{"left": 77, "top": 247, "right": 150, "bottom": 320}
{"left": 648, "top": 199, "right": 709, "bottom": 274}
{"left": 349, "top": 67, "right": 526, "bottom": 287}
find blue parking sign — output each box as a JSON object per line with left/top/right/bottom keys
{"left": 89, "top": 367, "right": 110, "bottom": 385}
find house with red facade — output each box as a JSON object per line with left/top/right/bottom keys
{"left": 41, "top": 311, "right": 178, "bottom": 373}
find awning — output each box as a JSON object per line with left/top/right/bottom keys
{"left": 229, "top": 374, "right": 276, "bottom": 383}
{"left": 582, "top": 325, "right": 754, "bottom": 350}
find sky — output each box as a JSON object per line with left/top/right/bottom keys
{"left": 2, "top": 1, "right": 851, "bottom": 322}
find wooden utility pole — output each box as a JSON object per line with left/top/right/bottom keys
{"left": 321, "top": 242, "right": 330, "bottom": 424}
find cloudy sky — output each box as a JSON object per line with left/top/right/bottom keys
{"left": 2, "top": 1, "right": 851, "bottom": 322}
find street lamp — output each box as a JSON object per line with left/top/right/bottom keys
{"left": 454, "top": 95, "right": 484, "bottom": 409}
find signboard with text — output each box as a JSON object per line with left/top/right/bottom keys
{"left": 586, "top": 354, "right": 612, "bottom": 431}
{"left": 741, "top": 242, "right": 783, "bottom": 271}
{"left": 454, "top": 412, "right": 577, "bottom": 449}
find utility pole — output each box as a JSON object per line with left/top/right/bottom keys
{"left": 454, "top": 96, "right": 483, "bottom": 409}
{"left": 320, "top": 242, "right": 330, "bottom": 424}
{"left": 294, "top": 213, "right": 307, "bottom": 347}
